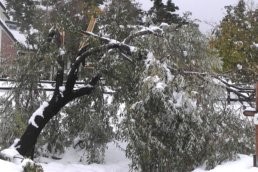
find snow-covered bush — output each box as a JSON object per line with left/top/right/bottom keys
{"left": 121, "top": 24, "right": 253, "bottom": 171}
{"left": 22, "top": 159, "right": 43, "bottom": 172}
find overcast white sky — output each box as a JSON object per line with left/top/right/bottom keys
{"left": 136, "top": 0, "right": 258, "bottom": 33}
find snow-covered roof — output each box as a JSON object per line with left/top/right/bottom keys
{"left": 0, "top": 0, "right": 6, "bottom": 10}
{"left": 0, "top": 18, "right": 26, "bottom": 45}
{"left": 0, "top": 1, "right": 26, "bottom": 45}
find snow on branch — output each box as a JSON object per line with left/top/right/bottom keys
{"left": 80, "top": 30, "right": 137, "bottom": 54}
{"left": 123, "top": 26, "right": 163, "bottom": 44}
{"left": 28, "top": 102, "right": 49, "bottom": 128}
{"left": 167, "top": 66, "right": 255, "bottom": 103}
{"left": 66, "top": 26, "right": 165, "bottom": 95}
{"left": 80, "top": 25, "right": 164, "bottom": 54}
{"left": 72, "top": 74, "right": 101, "bottom": 99}
{"left": 214, "top": 77, "right": 255, "bottom": 102}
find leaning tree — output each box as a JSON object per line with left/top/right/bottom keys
{"left": 8, "top": 23, "right": 164, "bottom": 159}
{"left": 1, "top": 1, "right": 158, "bottom": 157}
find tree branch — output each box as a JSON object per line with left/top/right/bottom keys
{"left": 50, "top": 63, "right": 64, "bottom": 103}
{"left": 123, "top": 27, "right": 163, "bottom": 44}
{"left": 168, "top": 66, "right": 255, "bottom": 103}
{"left": 68, "top": 28, "right": 164, "bottom": 94}
{"left": 71, "top": 74, "right": 101, "bottom": 99}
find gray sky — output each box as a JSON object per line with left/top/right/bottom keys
{"left": 136, "top": 0, "right": 257, "bottom": 33}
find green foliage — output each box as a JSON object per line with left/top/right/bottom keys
{"left": 148, "top": 0, "right": 183, "bottom": 25}
{"left": 0, "top": 0, "right": 254, "bottom": 170}
{"left": 22, "top": 160, "right": 44, "bottom": 172}
{"left": 60, "top": 88, "right": 113, "bottom": 164}
{"left": 122, "top": 24, "right": 253, "bottom": 171}
{"left": 99, "top": 0, "right": 143, "bottom": 40}
{"left": 2, "top": 0, "right": 110, "bottom": 163}
{"left": 211, "top": 0, "right": 258, "bottom": 82}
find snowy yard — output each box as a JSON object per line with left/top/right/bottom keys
{"left": 194, "top": 155, "right": 257, "bottom": 172}
{"left": 1, "top": 153, "right": 258, "bottom": 172}
{"left": 0, "top": 142, "right": 130, "bottom": 172}
{"left": 1, "top": 142, "right": 258, "bottom": 172}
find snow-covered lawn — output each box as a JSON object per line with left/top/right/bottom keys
{"left": 0, "top": 159, "right": 128, "bottom": 172}
{"left": 1, "top": 153, "right": 258, "bottom": 172}
{"left": 1, "top": 141, "right": 258, "bottom": 172}
{"left": 194, "top": 154, "right": 257, "bottom": 172}
{"left": 0, "top": 142, "right": 130, "bottom": 172}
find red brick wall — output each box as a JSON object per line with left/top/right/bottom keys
{"left": 1, "top": 30, "right": 16, "bottom": 64}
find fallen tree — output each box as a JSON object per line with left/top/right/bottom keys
{"left": 9, "top": 26, "right": 163, "bottom": 158}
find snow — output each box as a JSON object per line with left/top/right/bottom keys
{"left": 251, "top": 42, "right": 258, "bottom": 49}
{"left": 160, "top": 22, "right": 169, "bottom": 27}
{"left": 145, "top": 52, "right": 155, "bottom": 68}
{"left": 59, "top": 48, "right": 66, "bottom": 56}
{"left": 183, "top": 50, "right": 188, "bottom": 57}
{"left": 173, "top": 91, "right": 184, "bottom": 108}
{"left": 21, "top": 158, "right": 34, "bottom": 167}
{"left": 254, "top": 113, "right": 258, "bottom": 125}
{"left": 0, "top": 18, "right": 27, "bottom": 45}
{"left": 245, "top": 107, "right": 256, "bottom": 111}
{"left": 0, "top": 141, "right": 130, "bottom": 172}
{"left": 28, "top": 101, "right": 49, "bottom": 128}
{"left": 9, "top": 28, "right": 27, "bottom": 45}
{"left": 155, "top": 81, "right": 166, "bottom": 90}
{"left": 0, "top": 159, "right": 22, "bottom": 172}
{"left": 0, "top": 147, "right": 23, "bottom": 164}
{"left": 193, "top": 154, "right": 257, "bottom": 172}
{"left": 162, "top": 62, "right": 174, "bottom": 81}
{"left": 129, "top": 46, "right": 137, "bottom": 52}
{"left": 237, "top": 64, "right": 242, "bottom": 70}
{"left": 1, "top": 150, "right": 258, "bottom": 172}
{"left": 42, "top": 161, "right": 129, "bottom": 172}
{"left": 0, "top": 0, "right": 6, "bottom": 8}
{"left": 59, "top": 86, "right": 65, "bottom": 92}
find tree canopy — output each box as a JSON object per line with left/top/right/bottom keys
{"left": 0, "top": 0, "right": 254, "bottom": 171}
{"left": 210, "top": 0, "right": 258, "bottom": 82}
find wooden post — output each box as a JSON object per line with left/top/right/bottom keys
{"left": 255, "top": 81, "right": 258, "bottom": 166}
{"left": 243, "top": 82, "right": 258, "bottom": 167}
{"left": 86, "top": 16, "right": 97, "bottom": 32}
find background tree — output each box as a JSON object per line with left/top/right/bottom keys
{"left": 120, "top": 21, "right": 253, "bottom": 171}
{"left": 148, "top": 0, "right": 183, "bottom": 25}
{"left": 210, "top": 0, "right": 258, "bottom": 82}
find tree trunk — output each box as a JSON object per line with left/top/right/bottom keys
{"left": 14, "top": 73, "right": 100, "bottom": 158}
{"left": 15, "top": 96, "right": 69, "bottom": 158}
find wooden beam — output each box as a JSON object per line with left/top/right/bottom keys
{"left": 243, "top": 110, "right": 256, "bottom": 117}
{"left": 255, "top": 81, "right": 258, "bottom": 166}
{"left": 86, "top": 16, "right": 96, "bottom": 32}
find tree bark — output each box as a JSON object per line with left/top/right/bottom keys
{"left": 15, "top": 95, "right": 69, "bottom": 158}
{"left": 15, "top": 74, "right": 100, "bottom": 158}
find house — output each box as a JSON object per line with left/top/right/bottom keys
{"left": 0, "top": 0, "right": 26, "bottom": 74}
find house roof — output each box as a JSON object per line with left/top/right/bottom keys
{"left": 0, "top": 0, "right": 6, "bottom": 10}
{"left": 0, "top": 18, "right": 26, "bottom": 45}
{"left": 0, "top": 0, "right": 26, "bottom": 45}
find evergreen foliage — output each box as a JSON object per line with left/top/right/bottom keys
{"left": 148, "top": 0, "right": 182, "bottom": 25}
{"left": 1, "top": 0, "right": 111, "bottom": 164}
{"left": 122, "top": 23, "right": 253, "bottom": 171}
{"left": 210, "top": 0, "right": 258, "bottom": 82}
{"left": 99, "top": 0, "right": 143, "bottom": 40}
{"left": 0, "top": 0, "right": 254, "bottom": 171}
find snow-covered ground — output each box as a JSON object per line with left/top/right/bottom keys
{"left": 194, "top": 154, "right": 257, "bottom": 172}
{"left": 0, "top": 142, "right": 130, "bottom": 172}
{"left": 1, "top": 142, "right": 258, "bottom": 172}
